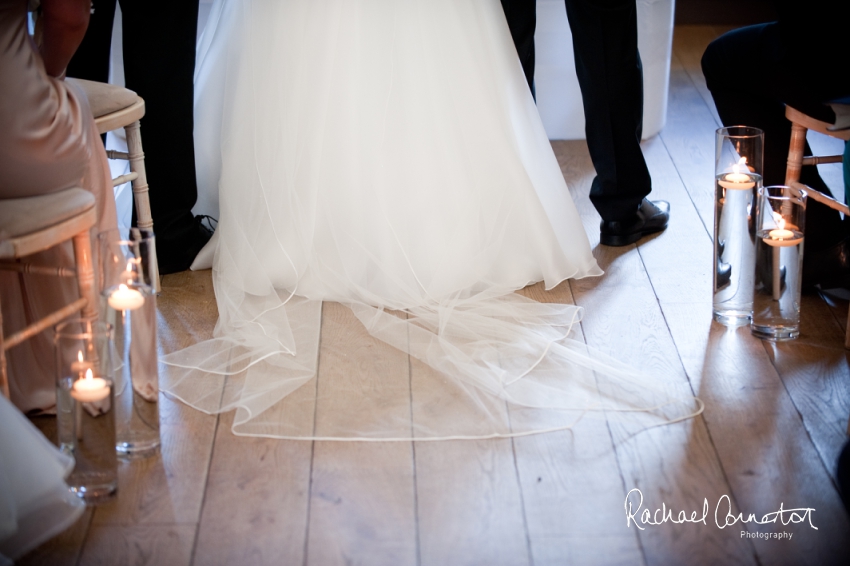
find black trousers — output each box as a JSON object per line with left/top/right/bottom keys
{"left": 500, "top": 0, "right": 651, "bottom": 223}
{"left": 701, "top": 23, "right": 849, "bottom": 252}
{"left": 67, "top": 0, "right": 200, "bottom": 245}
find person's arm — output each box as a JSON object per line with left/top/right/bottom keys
{"left": 39, "top": 0, "right": 91, "bottom": 78}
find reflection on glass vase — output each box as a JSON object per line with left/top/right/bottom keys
{"left": 98, "top": 227, "right": 160, "bottom": 457}
{"left": 54, "top": 319, "right": 118, "bottom": 503}
{"left": 713, "top": 126, "right": 763, "bottom": 325}
{"left": 752, "top": 186, "right": 806, "bottom": 341}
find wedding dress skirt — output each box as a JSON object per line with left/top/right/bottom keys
{"left": 0, "top": 395, "right": 85, "bottom": 563}
{"left": 165, "top": 0, "right": 701, "bottom": 440}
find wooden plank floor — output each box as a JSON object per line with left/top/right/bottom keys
{"left": 20, "top": 26, "right": 850, "bottom": 566}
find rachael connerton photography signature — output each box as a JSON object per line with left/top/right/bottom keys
{"left": 624, "top": 488, "right": 817, "bottom": 531}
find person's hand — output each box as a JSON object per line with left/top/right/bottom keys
{"left": 39, "top": 0, "right": 91, "bottom": 78}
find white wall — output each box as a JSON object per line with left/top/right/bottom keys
{"left": 534, "top": 0, "right": 674, "bottom": 140}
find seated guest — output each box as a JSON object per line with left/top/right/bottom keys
{"left": 701, "top": 0, "right": 850, "bottom": 290}
{"left": 0, "top": 0, "right": 118, "bottom": 412}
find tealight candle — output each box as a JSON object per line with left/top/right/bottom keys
{"left": 108, "top": 283, "right": 145, "bottom": 311}
{"left": 718, "top": 171, "right": 755, "bottom": 190}
{"left": 71, "top": 369, "right": 110, "bottom": 403}
{"left": 120, "top": 260, "right": 140, "bottom": 285}
{"left": 718, "top": 158, "right": 756, "bottom": 190}
{"left": 766, "top": 228, "right": 799, "bottom": 245}
{"left": 762, "top": 219, "right": 803, "bottom": 248}
{"left": 70, "top": 350, "right": 92, "bottom": 376}
{"left": 762, "top": 217, "right": 803, "bottom": 300}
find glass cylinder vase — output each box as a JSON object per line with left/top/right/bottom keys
{"left": 54, "top": 319, "right": 118, "bottom": 502}
{"left": 752, "top": 185, "right": 806, "bottom": 340}
{"left": 713, "top": 126, "right": 763, "bottom": 325}
{"left": 98, "top": 227, "right": 160, "bottom": 457}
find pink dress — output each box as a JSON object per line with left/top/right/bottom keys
{"left": 0, "top": 0, "right": 117, "bottom": 413}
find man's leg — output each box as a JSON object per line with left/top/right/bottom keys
{"left": 564, "top": 0, "right": 651, "bottom": 224}
{"left": 500, "top": 0, "right": 536, "bottom": 97}
{"left": 120, "top": 0, "right": 206, "bottom": 274}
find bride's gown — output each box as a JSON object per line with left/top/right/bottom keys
{"left": 164, "top": 0, "right": 701, "bottom": 440}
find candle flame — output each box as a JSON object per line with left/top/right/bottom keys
{"left": 732, "top": 157, "right": 748, "bottom": 174}
{"left": 118, "top": 283, "right": 128, "bottom": 292}
{"left": 77, "top": 350, "right": 84, "bottom": 363}
{"left": 85, "top": 368, "right": 93, "bottom": 381}
{"left": 125, "top": 260, "right": 139, "bottom": 285}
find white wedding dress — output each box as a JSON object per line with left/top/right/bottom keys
{"left": 164, "top": 0, "right": 701, "bottom": 440}
{"left": 0, "top": 395, "right": 85, "bottom": 564}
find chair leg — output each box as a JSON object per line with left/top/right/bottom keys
{"left": 125, "top": 121, "right": 161, "bottom": 292}
{"left": 125, "top": 121, "right": 153, "bottom": 232}
{"left": 73, "top": 230, "right": 99, "bottom": 321}
{"left": 0, "top": 305, "right": 9, "bottom": 399}
{"left": 785, "top": 121, "right": 807, "bottom": 185}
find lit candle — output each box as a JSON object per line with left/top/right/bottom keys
{"left": 71, "top": 369, "right": 110, "bottom": 403}
{"left": 107, "top": 283, "right": 145, "bottom": 311}
{"left": 70, "top": 350, "right": 92, "bottom": 376}
{"left": 762, "top": 217, "right": 803, "bottom": 300}
{"left": 120, "top": 259, "right": 140, "bottom": 285}
{"left": 767, "top": 228, "right": 796, "bottom": 242}
{"left": 762, "top": 218, "right": 803, "bottom": 248}
{"left": 718, "top": 157, "right": 756, "bottom": 190}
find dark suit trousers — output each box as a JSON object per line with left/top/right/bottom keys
{"left": 701, "top": 23, "right": 848, "bottom": 252}
{"left": 501, "top": 0, "right": 651, "bottom": 223}
{"left": 67, "top": 0, "right": 200, "bottom": 245}
{"left": 500, "top": 0, "right": 536, "bottom": 98}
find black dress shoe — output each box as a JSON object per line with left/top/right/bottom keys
{"left": 157, "top": 215, "right": 215, "bottom": 275}
{"left": 803, "top": 236, "right": 850, "bottom": 290}
{"left": 716, "top": 260, "right": 732, "bottom": 290}
{"left": 600, "top": 199, "right": 670, "bottom": 247}
{"left": 715, "top": 239, "right": 731, "bottom": 289}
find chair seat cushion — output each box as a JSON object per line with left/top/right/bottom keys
{"left": 66, "top": 78, "right": 139, "bottom": 118}
{"left": 0, "top": 188, "right": 95, "bottom": 247}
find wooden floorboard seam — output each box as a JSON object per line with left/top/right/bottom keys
{"left": 190, "top": 335, "right": 232, "bottom": 566}
{"left": 189, "top": 412, "right": 220, "bottom": 566}
{"left": 301, "top": 303, "right": 324, "bottom": 566}
{"left": 568, "top": 279, "right": 649, "bottom": 566}
{"left": 819, "top": 290, "right": 848, "bottom": 336}
{"left": 657, "top": 132, "right": 713, "bottom": 241}
{"left": 655, "top": 319, "right": 763, "bottom": 564}
{"left": 406, "top": 329, "right": 423, "bottom": 566}
{"left": 509, "top": 430, "right": 535, "bottom": 566}
{"left": 72, "top": 509, "right": 95, "bottom": 566}
{"left": 761, "top": 338, "right": 847, "bottom": 496}
{"left": 657, "top": 52, "right": 715, "bottom": 243}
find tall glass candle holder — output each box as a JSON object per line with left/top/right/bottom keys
{"left": 54, "top": 319, "right": 118, "bottom": 502}
{"left": 713, "top": 126, "right": 763, "bottom": 325}
{"left": 98, "top": 228, "right": 160, "bottom": 457}
{"left": 752, "top": 186, "right": 806, "bottom": 340}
